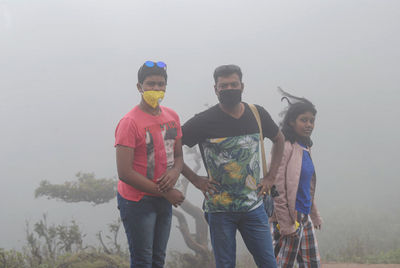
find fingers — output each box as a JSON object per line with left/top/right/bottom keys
{"left": 157, "top": 174, "right": 168, "bottom": 190}
{"left": 257, "top": 185, "right": 267, "bottom": 197}
{"left": 158, "top": 172, "right": 167, "bottom": 182}
{"left": 208, "top": 184, "right": 219, "bottom": 194}
{"left": 173, "top": 196, "right": 185, "bottom": 207}
{"left": 257, "top": 182, "right": 266, "bottom": 189}
{"left": 200, "top": 190, "right": 209, "bottom": 200}
{"left": 203, "top": 182, "right": 219, "bottom": 197}
{"left": 195, "top": 178, "right": 217, "bottom": 195}
{"left": 258, "top": 191, "right": 266, "bottom": 198}
{"left": 158, "top": 173, "right": 176, "bottom": 192}
{"left": 159, "top": 179, "right": 172, "bottom": 192}
{"left": 208, "top": 178, "right": 220, "bottom": 186}
{"left": 257, "top": 181, "right": 271, "bottom": 197}
{"left": 164, "top": 189, "right": 184, "bottom": 207}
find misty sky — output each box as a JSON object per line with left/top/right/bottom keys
{"left": 1, "top": 0, "right": 399, "bottom": 250}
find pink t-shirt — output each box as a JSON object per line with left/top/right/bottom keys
{"left": 115, "top": 105, "right": 182, "bottom": 201}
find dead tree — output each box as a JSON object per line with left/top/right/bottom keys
{"left": 172, "top": 147, "right": 215, "bottom": 268}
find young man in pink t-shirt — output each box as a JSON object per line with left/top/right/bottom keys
{"left": 115, "top": 61, "right": 185, "bottom": 268}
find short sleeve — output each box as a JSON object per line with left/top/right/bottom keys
{"left": 174, "top": 113, "right": 183, "bottom": 140}
{"left": 182, "top": 115, "right": 202, "bottom": 148}
{"left": 114, "top": 117, "right": 137, "bottom": 148}
{"left": 256, "top": 105, "right": 279, "bottom": 139}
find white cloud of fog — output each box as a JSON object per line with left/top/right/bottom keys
{"left": 1, "top": 0, "right": 399, "bottom": 250}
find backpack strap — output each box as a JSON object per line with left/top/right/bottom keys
{"left": 248, "top": 104, "right": 268, "bottom": 178}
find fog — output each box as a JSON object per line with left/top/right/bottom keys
{"left": 1, "top": 0, "right": 399, "bottom": 254}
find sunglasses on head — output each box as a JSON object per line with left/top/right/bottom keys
{"left": 144, "top": 61, "right": 167, "bottom": 70}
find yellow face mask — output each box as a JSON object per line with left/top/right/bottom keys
{"left": 142, "top": 90, "right": 165, "bottom": 108}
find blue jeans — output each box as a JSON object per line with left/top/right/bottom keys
{"left": 117, "top": 193, "right": 172, "bottom": 268}
{"left": 205, "top": 205, "right": 277, "bottom": 268}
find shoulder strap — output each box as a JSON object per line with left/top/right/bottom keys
{"left": 248, "top": 104, "right": 268, "bottom": 177}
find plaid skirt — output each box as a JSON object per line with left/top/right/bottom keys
{"left": 271, "top": 212, "right": 321, "bottom": 268}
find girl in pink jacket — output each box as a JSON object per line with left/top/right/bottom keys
{"left": 270, "top": 89, "right": 322, "bottom": 268}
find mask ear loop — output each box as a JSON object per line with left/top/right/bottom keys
{"left": 138, "top": 83, "right": 145, "bottom": 95}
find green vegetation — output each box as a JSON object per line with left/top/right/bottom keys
{"left": 0, "top": 249, "right": 25, "bottom": 268}
{"left": 367, "top": 248, "right": 400, "bottom": 264}
{"left": 318, "top": 205, "right": 400, "bottom": 264}
{"left": 0, "top": 213, "right": 129, "bottom": 268}
{"left": 0, "top": 248, "right": 129, "bottom": 268}
{"left": 35, "top": 172, "right": 117, "bottom": 205}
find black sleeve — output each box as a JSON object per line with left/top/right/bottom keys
{"left": 255, "top": 105, "right": 279, "bottom": 140}
{"left": 182, "top": 115, "right": 203, "bottom": 148}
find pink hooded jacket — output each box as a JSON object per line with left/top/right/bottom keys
{"left": 269, "top": 141, "right": 322, "bottom": 235}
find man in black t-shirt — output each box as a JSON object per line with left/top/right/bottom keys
{"left": 182, "top": 64, "right": 284, "bottom": 268}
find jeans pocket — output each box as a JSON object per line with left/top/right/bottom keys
{"left": 117, "top": 194, "right": 132, "bottom": 221}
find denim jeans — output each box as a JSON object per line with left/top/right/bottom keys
{"left": 117, "top": 193, "right": 172, "bottom": 268}
{"left": 205, "top": 204, "right": 277, "bottom": 268}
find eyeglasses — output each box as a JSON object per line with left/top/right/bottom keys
{"left": 144, "top": 61, "right": 167, "bottom": 70}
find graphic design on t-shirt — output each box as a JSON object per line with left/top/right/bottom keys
{"left": 145, "top": 128, "right": 155, "bottom": 179}
{"left": 161, "top": 122, "right": 178, "bottom": 169}
{"left": 202, "top": 133, "right": 262, "bottom": 212}
{"left": 144, "top": 121, "right": 178, "bottom": 180}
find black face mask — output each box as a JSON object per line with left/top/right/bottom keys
{"left": 218, "top": 89, "right": 242, "bottom": 107}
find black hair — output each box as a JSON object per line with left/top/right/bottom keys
{"left": 137, "top": 63, "right": 168, "bottom": 84}
{"left": 279, "top": 87, "right": 317, "bottom": 146}
{"left": 213, "top": 64, "right": 243, "bottom": 84}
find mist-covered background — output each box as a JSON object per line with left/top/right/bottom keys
{"left": 1, "top": 0, "right": 399, "bottom": 259}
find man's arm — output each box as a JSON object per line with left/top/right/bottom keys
{"left": 182, "top": 163, "right": 219, "bottom": 197}
{"left": 116, "top": 145, "right": 160, "bottom": 194}
{"left": 257, "top": 130, "right": 285, "bottom": 196}
{"left": 116, "top": 145, "right": 184, "bottom": 206}
{"left": 157, "top": 138, "right": 184, "bottom": 192}
{"left": 267, "top": 130, "right": 285, "bottom": 180}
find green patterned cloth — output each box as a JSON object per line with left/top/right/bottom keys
{"left": 182, "top": 103, "right": 279, "bottom": 213}
{"left": 202, "top": 133, "right": 263, "bottom": 212}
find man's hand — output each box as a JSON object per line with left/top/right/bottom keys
{"left": 192, "top": 176, "right": 219, "bottom": 199}
{"left": 162, "top": 189, "right": 185, "bottom": 207}
{"left": 158, "top": 168, "right": 180, "bottom": 193}
{"left": 257, "top": 173, "right": 274, "bottom": 197}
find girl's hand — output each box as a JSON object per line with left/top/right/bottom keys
{"left": 314, "top": 224, "right": 322, "bottom": 230}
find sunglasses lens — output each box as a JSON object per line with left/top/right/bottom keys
{"left": 156, "top": 61, "right": 166, "bottom": 68}
{"left": 144, "top": 61, "right": 155, "bottom": 67}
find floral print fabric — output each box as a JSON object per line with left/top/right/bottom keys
{"left": 202, "top": 133, "right": 262, "bottom": 212}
